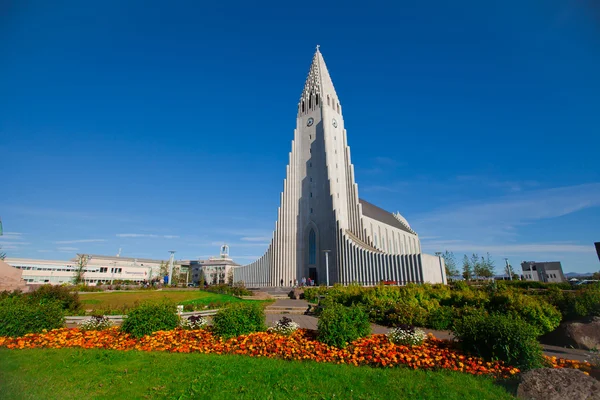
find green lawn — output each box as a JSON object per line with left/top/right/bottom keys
{"left": 0, "top": 348, "right": 515, "bottom": 399}
{"left": 78, "top": 290, "right": 261, "bottom": 312}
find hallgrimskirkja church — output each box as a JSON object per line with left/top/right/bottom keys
{"left": 234, "top": 47, "right": 447, "bottom": 287}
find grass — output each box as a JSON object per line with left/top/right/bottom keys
{"left": 78, "top": 290, "right": 263, "bottom": 312}
{"left": 0, "top": 348, "right": 515, "bottom": 399}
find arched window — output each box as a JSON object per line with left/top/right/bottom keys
{"left": 337, "top": 103, "right": 340, "bottom": 113}
{"left": 302, "top": 101, "right": 305, "bottom": 112}
{"left": 309, "top": 229, "right": 316, "bottom": 264}
{"left": 327, "top": 95, "right": 330, "bottom": 106}
{"left": 316, "top": 94, "right": 319, "bottom": 105}
{"left": 374, "top": 234, "right": 378, "bottom": 248}
{"left": 308, "top": 97, "right": 312, "bottom": 109}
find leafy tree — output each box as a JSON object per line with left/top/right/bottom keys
{"left": 227, "top": 269, "right": 234, "bottom": 286}
{"left": 72, "top": 254, "right": 90, "bottom": 285}
{"left": 471, "top": 253, "right": 482, "bottom": 280}
{"left": 158, "top": 261, "right": 169, "bottom": 279}
{"left": 479, "top": 253, "right": 495, "bottom": 279}
{"left": 462, "top": 254, "right": 473, "bottom": 280}
{"left": 442, "top": 250, "right": 459, "bottom": 278}
{"left": 592, "top": 271, "right": 600, "bottom": 280}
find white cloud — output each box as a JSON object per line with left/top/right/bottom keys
{"left": 421, "top": 240, "right": 595, "bottom": 255}
{"left": 56, "top": 246, "right": 78, "bottom": 252}
{"left": 240, "top": 236, "right": 272, "bottom": 242}
{"left": 414, "top": 182, "right": 600, "bottom": 240}
{"left": 54, "top": 239, "right": 106, "bottom": 244}
{"left": 116, "top": 234, "right": 179, "bottom": 239}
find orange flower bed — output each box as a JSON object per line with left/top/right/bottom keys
{"left": 0, "top": 328, "right": 592, "bottom": 378}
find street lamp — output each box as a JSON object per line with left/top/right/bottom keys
{"left": 168, "top": 251, "right": 176, "bottom": 286}
{"left": 323, "top": 250, "right": 331, "bottom": 287}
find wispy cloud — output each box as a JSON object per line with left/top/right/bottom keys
{"left": 54, "top": 239, "right": 106, "bottom": 244}
{"left": 414, "top": 182, "right": 600, "bottom": 241}
{"left": 240, "top": 236, "right": 272, "bottom": 242}
{"left": 56, "top": 246, "right": 78, "bottom": 252}
{"left": 421, "top": 240, "right": 595, "bottom": 255}
{"left": 116, "top": 234, "right": 179, "bottom": 239}
{"left": 210, "top": 241, "right": 270, "bottom": 247}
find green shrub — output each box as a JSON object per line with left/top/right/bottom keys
{"left": 0, "top": 297, "right": 65, "bottom": 337}
{"left": 211, "top": 302, "right": 266, "bottom": 338}
{"left": 548, "top": 286, "right": 600, "bottom": 321}
{"left": 428, "top": 306, "right": 454, "bottom": 330}
{"left": 27, "top": 285, "right": 81, "bottom": 313}
{"left": 205, "top": 283, "right": 253, "bottom": 297}
{"left": 120, "top": 301, "right": 180, "bottom": 338}
{"left": 453, "top": 313, "right": 545, "bottom": 371}
{"left": 487, "top": 290, "right": 561, "bottom": 335}
{"left": 317, "top": 303, "right": 371, "bottom": 348}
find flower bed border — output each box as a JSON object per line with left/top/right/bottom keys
{"left": 0, "top": 328, "right": 592, "bottom": 379}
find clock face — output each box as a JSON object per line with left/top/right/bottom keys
{"left": 307, "top": 118, "right": 314, "bottom": 127}
{"left": 332, "top": 118, "right": 338, "bottom": 128}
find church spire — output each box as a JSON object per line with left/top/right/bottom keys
{"left": 299, "top": 46, "right": 340, "bottom": 113}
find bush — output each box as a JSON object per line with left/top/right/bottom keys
{"left": 120, "top": 302, "right": 180, "bottom": 338}
{"left": 211, "top": 302, "right": 266, "bottom": 338}
{"left": 547, "top": 286, "right": 600, "bottom": 321}
{"left": 387, "top": 324, "right": 427, "bottom": 346}
{"left": 487, "top": 290, "right": 561, "bottom": 335}
{"left": 428, "top": 306, "right": 454, "bottom": 330}
{"left": 0, "top": 297, "right": 65, "bottom": 337}
{"left": 268, "top": 316, "right": 300, "bottom": 336}
{"left": 317, "top": 303, "right": 371, "bottom": 348}
{"left": 204, "top": 283, "right": 253, "bottom": 297}
{"left": 27, "top": 285, "right": 81, "bottom": 313}
{"left": 453, "top": 313, "right": 545, "bottom": 371}
{"left": 78, "top": 315, "right": 113, "bottom": 331}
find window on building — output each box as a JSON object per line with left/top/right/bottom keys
{"left": 310, "top": 208, "right": 313, "bottom": 214}
{"left": 309, "top": 229, "right": 316, "bottom": 264}
{"left": 374, "top": 234, "right": 378, "bottom": 247}
{"left": 327, "top": 95, "right": 330, "bottom": 105}
{"left": 310, "top": 192, "right": 313, "bottom": 197}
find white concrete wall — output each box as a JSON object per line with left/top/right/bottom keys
{"left": 420, "top": 253, "right": 447, "bottom": 284}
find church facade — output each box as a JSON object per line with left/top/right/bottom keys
{"left": 234, "top": 48, "right": 446, "bottom": 287}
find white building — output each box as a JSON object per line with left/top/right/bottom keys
{"left": 234, "top": 47, "right": 446, "bottom": 287}
{"left": 5, "top": 254, "right": 168, "bottom": 285}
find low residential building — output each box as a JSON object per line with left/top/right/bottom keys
{"left": 521, "top": 261, "right": 566, "bottom": 283}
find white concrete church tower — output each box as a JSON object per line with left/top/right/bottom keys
{"left": 234, "top": 47, "right": 446, "bottom": 287}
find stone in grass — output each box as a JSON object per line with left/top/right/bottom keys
{"left": 516, "top": 368, "right": 600, "bottom": 400}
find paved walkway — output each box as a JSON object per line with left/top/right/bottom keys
{"left": 266, "top": 299, "right": 591, "bottom": 362}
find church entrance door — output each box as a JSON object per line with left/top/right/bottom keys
{"left": 309, "top": 267, "right": 317, "bottom": 285}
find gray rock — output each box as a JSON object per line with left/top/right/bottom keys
{"left": 565, "top": 317, "right": 600, "bottom": 351}
{"left": 517, "top": 368, "right": 600, "bottom": 400}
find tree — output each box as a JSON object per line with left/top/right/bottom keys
{"left": 73, "top": 254, "right": 90, "bottom": 285}
{"left": 158, "top": 261, "right": 169, "bottom": 280}
{"left": 442, "top": 250, "right": 459, "bottom": 278}
{"left": 227, "top": 269, "right": 234, "bottom": 286}
{"left": 479, "top": 253, "right": 495, "bottom": 279}
{"left": 462, "top": 254, "right": 473, "bottom": 280}
{"left": 471, "top": 253, "right": 482, "bottom": 280}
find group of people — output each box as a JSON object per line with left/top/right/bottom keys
{"left": 280, "top": 277, "right": 316, "bottom": 287}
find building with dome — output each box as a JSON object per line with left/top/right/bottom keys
{"left": 233, "top": 47, "right": 446, "bottom": 287}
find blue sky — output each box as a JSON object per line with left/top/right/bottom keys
{"left": 1, "top": 0, "right": 599, "bottom": 273}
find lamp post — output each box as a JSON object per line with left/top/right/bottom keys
{"left": 323, "top": 250, "right": 331, "bottom": 287}
{"left": 168, "top": 251, "right": 176, "bottom": 286}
